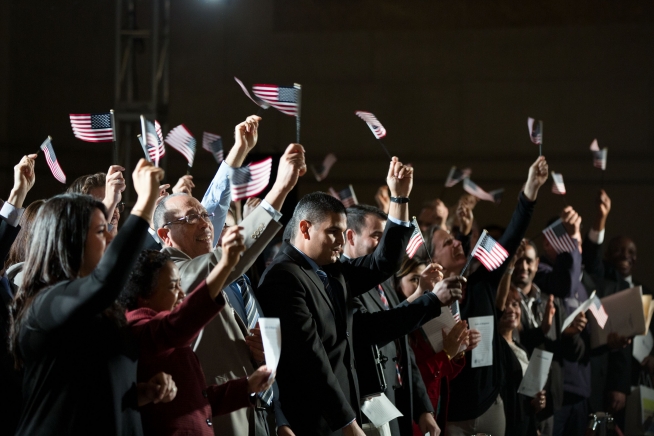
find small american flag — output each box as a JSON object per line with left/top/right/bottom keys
{"left": 551, "top": 171, "right": 566, "bottom": 195}
{"left": 470, "top": 230, "right": 509, "bottom": 271}
{"left": 444, "top": 166, "right": 471, "bottom": 188}
{"left": 355, "top": 111, "right": 387, "bottom": 139}
{"left": 406, "top": 218, "right": 424, "bottom": 259}
{"left": 69, "top": 113, "right": 114, "bottom": 143}
{"left": 165, "top": 124, "right": 196, "bottom": 166}
{"left": 311, "top": 153, "right": 337, "bottom": 182}
{"left": 155, "top": 120, "right": 163, "bottom": 144}
{"left": 590, "top": 140, "right": 607, "bottom": 170}
{"left": 450, "top": 300, "right": 461, "bottom": 322}
{"left": 528, "top": 117, "right": 543, "bottom": 145}
{"left": 230, "top": 157, "right": 273, "bottom": 201}
{"left": 589, "top": 295, "right": 608, "bottom": 329}
{"left": 463, "top": 178, "right": 499, "bottom": 203}
{"left": 542, "top": 218, "right": 577, "bottom": 254}
{"left": 337, "top": 185, "right": 358, "bottom": 208}
{"left": 203, "top": 132, "right": 223, "bottom": 163}
{"left": 142, "top": 118, "right": 165, "bottom": 165}
{"left": 234, "top": 77, "right": 270, "bottom": 109}
{"left": 40, "top": 137, "right": 66, "bottom": 184}
{"left": 252, "top": 84, "right": 299, "bottom": 116}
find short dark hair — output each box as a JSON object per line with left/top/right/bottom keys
{"left": 153, "top": 193, "right": 189, "bottom": 230}
{"left": 67, "top": 173, "right": 106, "bottom": 196}
{"left": 346, "top": 204, "right": 387, "bottom": 235}
{"left": 120, "top": 250, "right": 172, "bottom": 310}
{"left": 286, "top": 192, "right": 346, "bottom": 241}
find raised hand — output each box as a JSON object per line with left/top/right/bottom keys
{"left": 432, "top": 276, "right": 466, "bottom": 306}
{"left": 266, "top": 144, "right": 307, "bottom": 211}
{"left": 442, "top": 321, "right": 468, "bottom": 359}
{"left": 220, "top": 226, "right": 245, "bottom": 268}
{"left": 563, "top": 311, "right": 587, "bottom": 337}
{"left": 594, "top": 189, "right": 611, "bottom": 231}
{"left": 131, "top": 159, "right": 165, "bottom": 221}
{"left": 8, "top": 154, "right": 37, "bottom": 208}
{"left": 531, "top": 390, "right": 547, "bottom": 413}
{"left": 561, "top": 206, "right": 582, "bottom": 244}
{"left": 467, "top": 328, "right": 481, "bottom": 351}
{"left": 386, "top": 156, "right": 413, "bottom": 198}
{"left": 234, "top": 115, "right": 261, "bottom": 152}
{"left": 243, "top": 197, "right": 262, "bottom": 219}
{"left": 456, "top": 203, "right": 473, "bottom": 236}
{"left": 417, "top": 263, "right": 444, "bottom": 295}
{"left": 172, "top": 175, "right": 195, "bottom": 195}
{"left": 247, "top": 365, "right": 274, "bottom": 394}
{"left": 541, "top": 294, "right": 556, "bottom": 334}
{"left": 523, "top": 156, "right": 549, "bottom": 201}
{"left": 245, "top": 325, "right": 265, "bottom": 363}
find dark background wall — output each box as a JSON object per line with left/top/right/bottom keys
{"left": 1, "top": 0, "right": 653, "bottom": 286}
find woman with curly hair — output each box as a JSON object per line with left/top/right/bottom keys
{"left": 120, "top": 232, "right": 273, "bottom": 436}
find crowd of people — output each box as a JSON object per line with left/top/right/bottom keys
{"left": 0, "top": 114, "right": 650, "bottom": 436}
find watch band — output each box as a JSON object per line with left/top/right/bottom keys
{"left": 390, "top": 196, "right": 410, "bottom": 204}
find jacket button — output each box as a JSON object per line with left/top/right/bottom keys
{"left": 202, "top": 389, "right": 208, "bottom": 398}
{"left": 206, "top": 419, "right": 212, "bottom": 427}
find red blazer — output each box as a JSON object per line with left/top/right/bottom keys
{"left": 127, "top": 280, "right": 252, "bottom": 436}
{"left": 410, "top": 329, "right": 465, "bottom": 435}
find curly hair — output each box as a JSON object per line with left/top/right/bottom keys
{"left": 119, "top": 250, "right": 171, "bottom": 310}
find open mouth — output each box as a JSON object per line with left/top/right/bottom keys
{"left": 196, "top": 235, "right": 212, "bottom": 243}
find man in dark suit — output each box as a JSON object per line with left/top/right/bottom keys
{"left": 344, "top": 204, "right": 444, "bottom": 436}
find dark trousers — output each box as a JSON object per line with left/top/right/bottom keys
{"left": 553, "top": 392, "right": 588, "bottom": 436}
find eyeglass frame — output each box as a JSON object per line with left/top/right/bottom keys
{"left": 163, "top": 212, "right": 215, "bottom": 228}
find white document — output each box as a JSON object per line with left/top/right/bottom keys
{"left": 590, "top": 286, "right": 646, "bottom": 349}
{"left": 633, "top": 331, "right": 654, "bottom": 364}
{"left": 561, "top": 290, "right": 597, "bottom": 333}
{"left": 361, "top": 394, "right": 403, "bottom": 428}
{"left": 468, "top": 315, "right": 494, "bottom": 368}
{"left": 517, "top": 349, "right": 554, "bottom": 397}
{"left": 421, "top": 304, "right": 457, "bottom": 353}
{"left": 259, "top": 318, "right": 281, "bottom": 376}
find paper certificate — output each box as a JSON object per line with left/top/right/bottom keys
{"left": 561, "top": 290, "right": 597, "bottom": 333}
{"left": 469, "top": 315, "right": 494, "bottom": 368}
{"left": 421, "top": 303, "right": 457, "bottom": 353}
{"left": 633, "top": 331, "right": 654, "bottom": 364}
{"left": 361, "top": 393, "right": 403, "bottom": 428}
{"left": 517, "top": 349, "right": 554, "bottom": 397}
{"left": 259, "top": 318, "right": 281, "bottom": 376}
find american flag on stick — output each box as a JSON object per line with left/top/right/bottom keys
{"left": 590, "top": 139, "right": 608, "bottom": 170}
{"left": 542, "top": 218, "right": 577, "bottom": 254}
{"left": 589, "top": 294, "right": 608, "bottom": 329}
{"left": 337, "top": 185, "right": 358, "bottom": 208}
{"left": 69, "top": 112, "right": 115, "bottom": 143}
{"left": 406, "top": 217, "right": 425, "bottom": 259}
{"left": 165, "top": 124, "right": 197, "bottom": 167}
{"left": 355, "top": 111, "right": 387, "bottom": 139}
{"left": 202, "top": 132, "right": 223, "bottom": 163}
{"left": 469, "top": 230, "right": 509, "bottom": 271}
{"left": 444, "top": 166, "right": 471, "bottom": 188}
{"left": 463, "top": 178, "right": 501, "bottom": 203}
{"left": 450, "top": 300, "right": 461, "bottom": 322}
{"left": 155, "top": 120, "right": 163, "bottom": 144}
{"left": 311, "top": 153, "right": 337, "bottom": 182}
{"left": 551, "top": 171, "right": 566, "bottom": 195}
{"left": 140, "top": 116, "right": 165, "bottom": 167}
{"left": 230, "top": 157, "right": 273, "bottom": 201}
{"left": 234, "top": 77, "right": 270, "bottom": 109}
{"left": 528, "top": 117, "right": 543, "bottom": 145}
{"left": 39, "top": 137, "right": 66, "bottom": 184}
{"left": 252, "top": 84, "right": 300, "bottom": 116}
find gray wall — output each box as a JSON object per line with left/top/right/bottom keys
{"left": 2, "top": 0, "right": 653, "bottom": 286}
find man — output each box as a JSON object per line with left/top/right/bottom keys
{"left": 257, "top": 157, "right": 460, "bottom": 435}
{"left": 154, "top": 115, "right": 306, "bottom": 436}
{"left": 344, "top": 204, "right": 453, "bottom": 436}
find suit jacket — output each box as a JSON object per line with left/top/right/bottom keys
{"left": 256, "top": 220, "right": 413, "bottom": 436}
{"left": 165, "top": 205, "right": 283, "bottom": 436}
{"left": 353, "top": 279, "right": 437, "bottom": 436}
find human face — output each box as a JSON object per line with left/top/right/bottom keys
{"left": 399, "top": 264, "right": 426, "bottom": 300}
{"left": 431, "top": 229, "right": 466, "bottom": 273}
{"left": 296, "top": 212, "right": 347, "bottom": 266}
{"left": 512, "top": 246, "right": 539, "bottom": 289}
{"left": 158, "top": 196, "right": 214, "bottom": 259}
{"left": 139, "top": 261, "right": 185, "bottom": 313}
{"left": 500, "top": 295, "right": 521, "bottom": 332}
{"left": 346, "top": 215, "right": 385, "bottom": 258}
{"left": 608, "top": 237, "right": 637, "bottom": 278}
{"left": 79, "top": 208, "right": 113, "bottom": 277}
{"left": 88, "top": 186, "right": 119, "bottom": 234}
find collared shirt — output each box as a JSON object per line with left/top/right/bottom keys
{"left": 518, "top": 282, "right": 543, "bottom": 329}
{"left": 290, "top": 244, "right": 321, "bottom": 273}
{"left": 0, "top": 201, "right": 23, "bottom": 227}
{"left": 201, "top": 161, "right": 282, "bottom": 246}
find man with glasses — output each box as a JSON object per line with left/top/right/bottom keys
{"left": 153, "top": 115, "right": 307, "bottom": 436}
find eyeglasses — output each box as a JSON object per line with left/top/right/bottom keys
{"left": 116, "top": 202, "right": 125, "bottom": 213}
{"left": 163, "top": 212, "right": 215, "bottom": 227}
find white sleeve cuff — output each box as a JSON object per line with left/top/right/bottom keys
{"left": 261, "top": 200, "right": 283, "bottom": 222}
{"left": 0, "top": 202, "right": 24, "bottom": 227}
{"left": 588, "top": 228, "right": 605, "bottom": 245}
{"left": 387, "top": 215, "right": 411, "bottom": 227}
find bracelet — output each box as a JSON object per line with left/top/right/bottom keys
{"left": 390, "top": 196, "right": 410, "bottom": 204}
{"left": 443, "top": 349, "right": 453, "bottom": 361}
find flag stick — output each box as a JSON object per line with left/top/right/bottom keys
{"left": 414, "top": 216, "right": 435, "bottom": 264}
{"left": 539, "top": 143, "right": 542, "bottom": 157}
{"left": 377, "top": 139, "right": 393, "bottom": 160}
{"left": 186, "top": 165, "right": 191, "bottom": 176}
{"left": 460, "top": 255, "right": 473, "bottom": 277}
{"left": 139, "top": 116, "right": 158, "bottom": 167}
{"left": 110, "top": 109, "right": 118, "bottom": 164}
{"left": 256, "top": 106, "right": 266, "bottom": 117}
{"left": 460, "top": 229, "right": 486, "bottom": 277}
{"left": 294, "top": 83, "right": 302, "bottom": 143}
{"left": 600, "top": 170, "right": 605, "bottom": 189}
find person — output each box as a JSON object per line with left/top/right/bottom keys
{"left": 427, "top": 156, "right": 549, "bottom": 436}
{"left": 122, "top": 243, "right": 274, "bottom": 436}
{"left": 345, "top": 204, "right": 463, "bottom": 436}
{"left": 0, "top": 154, "right": 37, "bottom": 436}
{"left": 497, "top": 287, "right": 547, "bottom": 436}
{"left": 257, "top": 157, "right": 426, "bottom": 436}
{"left": 417, "top": 199, "right": 449, "bottom": 233}
{"left": 5, "top": 200, "right": 45, "bottom": 288}
{"left": 392, "top": 256, "right": 477, "bottom": 435}
{"left": 9, "top": 159, "right": 177, "bottom": 436}
{"left": 154, "top": 116, "right": 306, "bottom": 435}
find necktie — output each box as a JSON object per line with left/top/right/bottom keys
{"left": 316, "top": 270, "right": 343, "bottom": 320}
{"left": 234, "top": 276, "right": 273, "bottom": 406}
{"left": 376, "top": 285, "right": 402, "bottom": 387}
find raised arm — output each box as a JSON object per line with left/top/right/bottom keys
{"left": 582, "top": 189, "right": 611, "bottom": 278}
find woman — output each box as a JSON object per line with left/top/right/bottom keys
{"left": 497, "top": 287, "right": 548, "bottom": 436}
{"left": 121, "top": 242, "right": 274, "bottom": 436}
{"left": 10, "top": 159, "right": 176, "bottom": 436}
{"left": 393, "top": 256, "right": 472, "bottom": 435}
{"left": 4, "top": 199, "right": 44, "bottom": 289}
